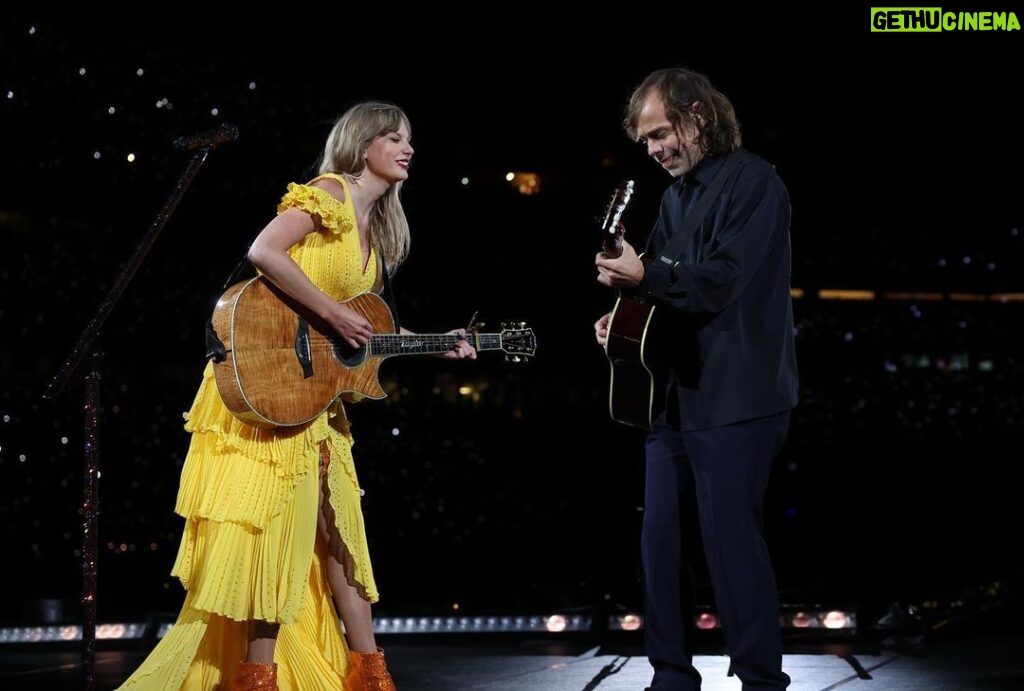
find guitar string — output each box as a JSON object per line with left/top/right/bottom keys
{"left": 275, "top": 335, "right": 532, "bottom": 354}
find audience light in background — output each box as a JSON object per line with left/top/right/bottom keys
{"left": 505, "top": 172, "right": 541, "bottom": 196}
{"left": 818, "top": 289, "right": 876, "bottom": 301}
{"left": 884, "top": 292, "right": 944, "bottom": 301}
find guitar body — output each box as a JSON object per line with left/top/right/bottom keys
{"left": 212, "top": 277, "right": 394, "bottom": 428}
{"left": 605, "top": 295, "right": 668, "bottom": 429}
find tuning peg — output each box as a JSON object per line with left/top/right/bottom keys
{"left": 518, "top": 321, "right": 526, "bottom": 329}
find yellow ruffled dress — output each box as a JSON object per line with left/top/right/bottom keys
{"left": 119, "top": 174, "right": 378, "bottom": 690}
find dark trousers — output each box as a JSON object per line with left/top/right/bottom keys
{"left": 643, "top": 411, "right": 791, "bottom": 690}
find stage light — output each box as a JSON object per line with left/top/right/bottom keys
{"left": 2, "top": 608, "right": 860, "bottom": 646}
{"left": 822, "top": 611, "right": 850, "bottom": 629}
{"left": 790, "top": 611, "right": 813, "bottom": 628}
{"left": 367, "top": 613, "right": 590, "bottom": 635}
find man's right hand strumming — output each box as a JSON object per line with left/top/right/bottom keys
{"left": 595, "top": 312, "right": 611, "bottom": 346}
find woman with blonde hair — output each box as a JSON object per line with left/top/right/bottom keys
{"left": 119, "top": 100, "right": 476, "bottom": 690}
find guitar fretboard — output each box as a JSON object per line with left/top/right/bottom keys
{"left": 366, "top": 333, "right": 503, "bottom": 356}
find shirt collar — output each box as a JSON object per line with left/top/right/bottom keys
{"left": 672, "top": 152, "right": 726, "bottom": 196}
{"left": 690, "top": 153, "right": 727, "bottom": 187}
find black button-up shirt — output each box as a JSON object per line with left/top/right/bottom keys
{"left": 635, "top": 148, "right": 799, "bottom": 430}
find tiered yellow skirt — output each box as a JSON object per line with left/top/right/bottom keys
{"left": 118, "top": 362, "right": 377, "bottom": 689}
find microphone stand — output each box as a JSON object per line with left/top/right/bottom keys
{"left": 42, "top": 127, "right": 237, "bottom": 691}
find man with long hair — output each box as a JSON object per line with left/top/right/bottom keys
{"left": 595, "top": 67, "right": 798, "bottom": 690}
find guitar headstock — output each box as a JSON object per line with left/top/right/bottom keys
{"left": 499, "top": 322, "right": 536, "bottom": 363}
{"left": 599, "top": 179, "right": 634, "bottom": 257}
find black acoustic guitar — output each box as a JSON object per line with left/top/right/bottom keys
{"left": 600, "top": 180, "right": 668, "bottom": 429}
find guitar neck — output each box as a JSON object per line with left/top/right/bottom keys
{"left": 599, "top": 179, "right": 633, "bottom": 259}
{"left": 602, "top": 234, "right": 623, "bottom": 258}
{"left": 368, "top": 333, "right": 504, "bottom": 357}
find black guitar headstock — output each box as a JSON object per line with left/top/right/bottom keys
{"left": 599, "top": 179, "right": 634, "bottom": 258}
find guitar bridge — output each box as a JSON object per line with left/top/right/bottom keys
{"left": 295, "top": 319, "right": 314, "bottom": 379}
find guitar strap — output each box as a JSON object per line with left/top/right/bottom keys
{"left": 205, "top": 250, "right": 255, "bottom": 363}
{"left": 379, "top": 260, "right": 401, "bottom": 333}
{"left": 651, "top": 151, "right": 744, "bottom": 269}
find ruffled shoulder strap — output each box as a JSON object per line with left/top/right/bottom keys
{"left": 276, "top": 173, "right": 354, "bottom": 235}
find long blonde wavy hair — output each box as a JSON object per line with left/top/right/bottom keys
{"left": 318, "top": 101, "right": 411, "bottom": 274}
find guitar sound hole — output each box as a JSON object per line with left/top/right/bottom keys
{"left": 333, "top": 342, "right": 368, "bottom": 367}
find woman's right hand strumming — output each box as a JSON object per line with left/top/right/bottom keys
{"left": 327, "top": 303, "right": 374, "bottom": 349}
{"left": 248, "top": 205, "right": 376, "bottom": 350}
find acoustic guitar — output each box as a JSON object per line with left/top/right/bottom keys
{"left": 600, "top": 180, "right": 669, "bottom": 429}
{"left": 211, "top": 276, "right": 536, "bottom": 428}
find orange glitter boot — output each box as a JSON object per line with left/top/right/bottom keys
{"left": 345, "top": 647, "right": 397, "bottom": 690}
{"left": 233, "top": 661, "right": 279, "bottom": 690}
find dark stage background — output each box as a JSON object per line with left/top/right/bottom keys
{"left": 2, "top": 15, "right": 1022, "bottom": 632}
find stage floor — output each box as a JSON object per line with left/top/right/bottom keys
{"left": 3, "top": 630, "right": 1021, "bottom": 690}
